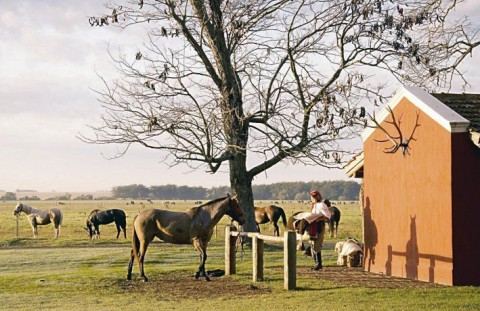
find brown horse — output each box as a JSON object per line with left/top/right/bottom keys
{"left": 254, "top": 205, "right": 287, "bottom": 236}
{"left": 13, "top": 203, "right": 63, "bottom": 239}
{"left": 286, "top": 211, "right": 309, "bottom": 251}
{"left": 127, "top": 195, "right": 245, "bottom": 282}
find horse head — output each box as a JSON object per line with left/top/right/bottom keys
{"left": 226, "top": 195, "right": 245, "bottom": 225}
{"left": 13, "top": 203, "right": 23, "bottom": 216}
{"left": 85, "top": 220, "right": 94, "bottom": 238}
{"left": 294, "top": 219, "right": 309, "bottom": 235}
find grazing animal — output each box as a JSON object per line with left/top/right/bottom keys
{"left": 13, "top": 203, "right": 63, "bottom": 239}
{"left": 286, "top": 211, "right": 310, "bottom": 251}
{"left": 335, "top": 237, "right": 363, "bottom": 267}
{"left": 127, "top": 195, "right": 245, "bottom": 282}
{"left": 254, "top": 205, "right": 287, "bottom": 236}
{"left": 85, "top": 209, "right": 127, "bottom": 239}
{"left": 324, "top": 199, "right": 341, "bottom": 238}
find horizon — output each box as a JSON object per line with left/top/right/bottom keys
{"left": 0, "top": 178, "right": 361, "bottom": 195}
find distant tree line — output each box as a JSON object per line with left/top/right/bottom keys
{"left": 0, "top": 192, "right": 41, "bottom": 201}
{"left": 111, "top": 181, "right": 360, "bottom": 201}
{"left": 1, "top": 192, "right": 17, "bottom": 201}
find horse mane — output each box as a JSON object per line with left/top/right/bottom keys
{"left": 88, "top": 209, "right": 102, "bottom": 218}
{"left": 187, "top": 206, "right": 201, "bottom": 218}
{"left": 186, "top": 196, "right": 229, "bottom": 218}
{"left": 198, "top": 197, "right": 228, "bottom": 208}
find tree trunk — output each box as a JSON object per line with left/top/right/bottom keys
{"left": 229, "top": 155, "right": 256, "bottom": 233}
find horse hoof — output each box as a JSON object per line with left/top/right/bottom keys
{"left": 205, "top": 276, "right": 211, "bottom": 282}
{"left": 194, "top": 272, "right": 200, "bottom": 280}
{"left": 142, "top": 277, "right": 149, "bottom": 282}
{"left": 126, "top": 275, "right": 131, "bottom": 281}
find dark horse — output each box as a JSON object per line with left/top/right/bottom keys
{"left": 324, "top": 199, "right": 341, "bottom": 238}
{"left": 286, "top": 211, "right": 328, "bottom": 254}
{"left": 254, "top": 205, "right": 287, "bottom": 236}
{"left": 85, "top": 209, "right": 127, "bottom": 239}
{"left": 127, "top": 195, "right": 245, "bottom": 282}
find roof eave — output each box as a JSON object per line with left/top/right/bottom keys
{"left": 362, "top": 85, "right": 470, "bottom": 142}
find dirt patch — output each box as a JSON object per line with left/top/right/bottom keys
{"left": 118, "top": 274, "right": 271, "bottom": 300}
{"left": 117, "top": 267, "right": 442, "bottom": 299}
{"left": 298, "top": 266, "right": 444, "bottom": 289}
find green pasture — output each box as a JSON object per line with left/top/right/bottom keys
{"left": 0, "top": 200, "right": 479, "bottom": 310}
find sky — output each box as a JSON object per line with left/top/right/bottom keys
{"left": 1, "top": 1, "right": 480, "bottom": 193}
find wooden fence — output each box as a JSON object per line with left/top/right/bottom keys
{"left": 224, "top": 225, "right": 297, "bottom": 290}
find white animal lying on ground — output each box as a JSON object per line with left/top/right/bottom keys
{"left": 335, "top": 237, "right": 363, "bottom": 267}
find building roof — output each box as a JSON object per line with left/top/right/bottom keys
{"left": 361, "top": 85, "right": 470, "bottom": 142}
{"left": 431, "top": 93, "right": 480, "bottom": 133}
{"left": 346, "top": 85, "right": 480, "bottom": 178}
{"left": 343, "top": 152, "right": 364, "bottom": 178}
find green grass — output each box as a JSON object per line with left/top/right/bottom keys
{"left": 1, "top": 200, "right": 479, "bottom": 310}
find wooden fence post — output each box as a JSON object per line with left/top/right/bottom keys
{"left": 16, "top": 215, "right": 19, "bottom": 238}
{"left": 225, "top": 225, "right": 237, "bottom": 275}
{"left": 252, "top": 235, "right": 264, "bottom": 282}
{"left": 284, "top": 231, "right": 296, "bottom": 290}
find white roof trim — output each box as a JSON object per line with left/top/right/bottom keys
{"left": 362, "top": 85, "right": 470, "bottom": 142}
{"left": 344, "top": 152, "right": 364, "bottom": 178}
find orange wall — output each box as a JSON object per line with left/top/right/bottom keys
{"left": 363, "top": 98, "right": 453, "bottom": 285}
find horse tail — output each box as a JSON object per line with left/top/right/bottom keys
{"left": 50, "top": 208, "right": 63, "bottom": 226}
{"left": 280, "top": 207, "right": 287, "bottom": 228}
{"left": 131, "top": 217, "right": 140, "bottom": 264}
{"left": 59, "top": 210, "right": 63, "bottom": 226}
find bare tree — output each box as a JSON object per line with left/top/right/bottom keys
{"left": 82, "top": 0, "right": 479, "bottom": 231}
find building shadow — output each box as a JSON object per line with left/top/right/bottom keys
{"left": 363, "top": 196, "right": 377, "bottom": 272}
{"left": 405, "top": 215, "right": 419, "bottom": 280}
{"left": 387, "top": 215, "right": 452, "bottom": 283}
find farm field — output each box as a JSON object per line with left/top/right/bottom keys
{"left": 1, "top": 200, "right": 479, "bottom": 310}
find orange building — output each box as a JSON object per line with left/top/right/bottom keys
{"left": 345, "top": 85, "right": 480, "bottom": 286}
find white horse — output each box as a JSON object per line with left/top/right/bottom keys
{"left": 13, "top": 203, "right": 63, "bottom": 239}
{"left": 335, "top": 237, "right": 363, "bottom": 267}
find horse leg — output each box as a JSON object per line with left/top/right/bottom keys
{"left": 273, "top": 222, "right": 279, "bottom": 237}
{"left": 28, "top": 216, "right": 37, "bottom": 238}
{"left": 123, "top": 225, "right": 127, "bottom": 239}
{"left": 138, "top": 240, "right": 151, "bottom": 282}
{"left": 32, "top": 224, "right": 38, "bottom": 239}
{"left": 127, "top": 249, "right": 135, "bottom": 280}
{"left": 297, "top": 240, "right": 304, "bottom": 251}
{"left": 193, "top": 239, "right": 210, "bottom": 281}
{"left": 115, "top": 223, "right": 121, "bottom": 239}
{"left": 95, "top": 225, "right": 100, "bottom": 239}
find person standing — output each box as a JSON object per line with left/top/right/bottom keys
{"left": 308, "top": 190, "right": 331, "bottom": 270}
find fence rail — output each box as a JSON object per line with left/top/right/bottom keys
{"left": 224, "top": 225, "right": 297, "bottom": 290}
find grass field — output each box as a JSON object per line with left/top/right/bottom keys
{"left": 1, "top": 200, "right": 479, "bottom": 310}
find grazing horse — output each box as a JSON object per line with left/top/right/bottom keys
{"left": 85, "top": 209, "right": 127, "bottom": 239}
{"left": 286, "top": 211, "right": 328, "bottom": 255}
{"left": 254, "top": 205, "right": 287, "bottom": 236}
{"left": 335, "top": 237, "right": 363, "bottom": 267}
{"left": 127, "top": 195, "right": 245, "bottom": 282}
{"left": 286, "top": 211, "right": 310, "bottom": 251}
{"left": 13, "top": 203, "right": 63, "bottom": 239}
{"left": 324, "top": 199, "right": 341, "bottom": 238}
